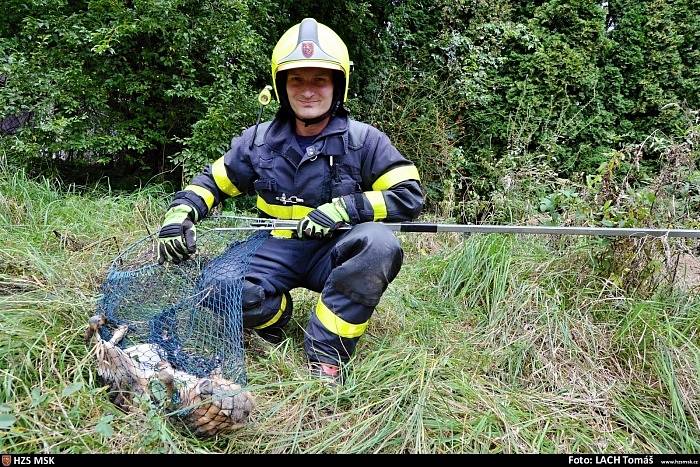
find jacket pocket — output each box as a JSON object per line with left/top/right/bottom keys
{"left": 335, "top": 162, "right": 361, "bottom": 180}
{"left": 331, "top": 180, "right": 361, "bottom": 198}
{"left": 254, "top": 178, "right": 277, "bottom": 192}
{"left": 258, "top": 154, "right": 274, "bottom": 169}
{"left": 331, "top": 161, "right": 362, "bottom": 197}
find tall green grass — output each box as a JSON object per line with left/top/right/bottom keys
{"left": 1, "top": 167, "right": 698, "bottom": 453}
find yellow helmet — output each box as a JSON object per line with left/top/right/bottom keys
{"left": 271, "top": 18, "right": 351, "bottom": 106}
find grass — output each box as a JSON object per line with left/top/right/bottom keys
{"left": 1, "top": 166, "right": 699, "bottom": 453}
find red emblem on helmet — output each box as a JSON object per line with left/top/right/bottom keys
{"left": 302, "top": 42, "right": 314, "bottom": 58}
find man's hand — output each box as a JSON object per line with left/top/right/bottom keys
{"left": 297, "top": 198, "right": 350, "bottom": 239}
{"left": 158, "top": 204, "right": 197, "bottom": 264}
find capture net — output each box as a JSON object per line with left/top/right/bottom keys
{"left": 90, "top": 220, "right": 268, "bottom": 436}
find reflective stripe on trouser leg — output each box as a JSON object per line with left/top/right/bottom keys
{"left": 304, "top": 288, "right": 373, "bottom": 365}
{"left": 242, "top": 290, "right": 293, "bottom": 330}
{"left": 255, "top": 291, "right": 292, "bottom": 330}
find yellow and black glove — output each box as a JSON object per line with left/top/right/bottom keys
{"left": 297, "top": 198, "right": 350, "bottom": 239}
{"left": 157, "top": 204, "right": 197, "bottom": 264}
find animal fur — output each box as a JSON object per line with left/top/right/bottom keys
{"left": 86, "top": 314, "right": 255, "bottom": 436}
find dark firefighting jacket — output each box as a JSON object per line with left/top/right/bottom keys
{"left": 171, "top": 114, "right": 424, "bottom": 234}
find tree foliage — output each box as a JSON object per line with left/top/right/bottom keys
{"left": 1, "top": 0, "right": 267, "bottom": 178}
{"left": 1, "top": 0, "right": 698, "bottom": 206}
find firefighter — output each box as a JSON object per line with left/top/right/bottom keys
{"left": 157, "top": 18, "right": 424, "bottom": 382}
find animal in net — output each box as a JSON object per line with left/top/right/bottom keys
{"left": 89, "top": 226, "right": 267, "bottom": 436}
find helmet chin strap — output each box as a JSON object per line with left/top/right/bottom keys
{"left": 295, "top": 100, "right": 341, "bottom": 127}
{"left": 297, "top": 110, "right": 331, "bottom": 127}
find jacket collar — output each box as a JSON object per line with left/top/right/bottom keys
{"left": 264, "top": 115, "right": 349, "bottom": 156}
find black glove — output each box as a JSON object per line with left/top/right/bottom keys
{"left": 157, "top": 205, "right": 197, "bottom": 264}
{"left": 297, "top": 198, "right": 350, "bottom": 239}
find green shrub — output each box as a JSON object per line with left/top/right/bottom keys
{"left": 0, "top": 0, "right": 268, "bottom": 178}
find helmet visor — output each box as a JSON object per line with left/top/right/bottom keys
{"left": 277, "top": 60, "right": 344, "bottom": 73}
{"left": 277, "top": 40, "right": 345, "bottom": 74}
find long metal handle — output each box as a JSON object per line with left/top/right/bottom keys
{"left": 385, "top": 223, "right": 700, "bottom": 238}
{"left": 210, "top": 219, "right": 700, "bottom": 238}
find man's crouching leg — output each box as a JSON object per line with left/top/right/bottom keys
{"left": 305, "top": 223, "right": 404, "bottom": 378}
{"left": 241, "top": 280, "right": 293, "bottom": 344}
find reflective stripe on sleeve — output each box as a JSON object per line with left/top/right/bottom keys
{"left": 315, "top": 297, "right": 368, "bottom": 339}
{"left": 364, "top": 191, "right": 387, "bottom": 221}
{"left": 212, "top": 157, "right": 242, "bottom": 197}
{"left": 371, "top": 165, "right": 420, "bottom": 191}
{"left": 184, "top": 184, "right": 215, "bottom": 210}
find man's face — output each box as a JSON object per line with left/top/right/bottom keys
{"left": 286, "top": 67, "right": 334, "bottom": 120}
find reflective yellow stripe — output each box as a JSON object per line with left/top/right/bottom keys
{"left": 212, "top": 158, "right": 241, "bottom": 197}
{"left": 364, "top": 191, "right": 387, "bottom": 221}
{"left": 185, "top": 184, "right": 215, "bottom": 210}
{"left": 315, "top": 297, "right": 368, "bottom": 339}
{"left": 271, "top": 229, "right": 295, "bottom": 239}
{"left": 256, "top": 196, "right": 314, "bottom": 219}
{"left": 371, "top": 165, "right": 420, "bottom": 191}
{"left": 255, "top": 294, "right": 287, "bottom": 330}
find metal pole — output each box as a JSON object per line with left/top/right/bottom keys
{"left": 210, "top": 219, "right": 700, "bottom": 239}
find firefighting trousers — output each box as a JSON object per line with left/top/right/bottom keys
{"left": 218, "top": 222, "right": 404, "bottom": 365}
